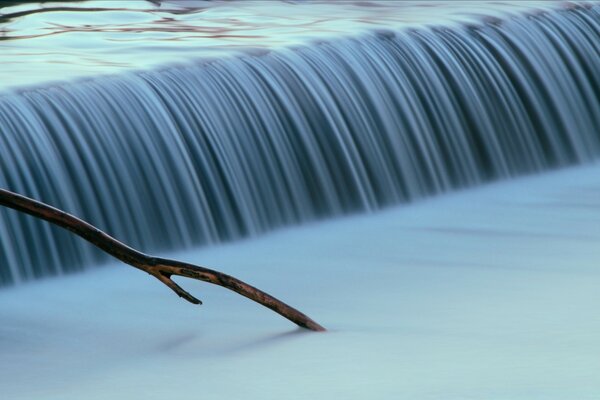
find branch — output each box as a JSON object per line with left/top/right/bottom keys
{"left": 0, "top": 188, "right": 325, "bottom": 332}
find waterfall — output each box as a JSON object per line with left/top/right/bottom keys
{"left": 0, "top": 5, "right": 599, "bottom": 285}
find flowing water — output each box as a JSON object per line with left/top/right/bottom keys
{"left": 0, "top": 0, "right": 564, "bottom": 89}
{"left": 0, "top": 1, "right": 599, "bottom": 285}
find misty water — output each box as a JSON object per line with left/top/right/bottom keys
{"left": 1, "top": 1, "right": 600, "bottom": 399}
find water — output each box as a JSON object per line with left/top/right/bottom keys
{"left": 0, "top": 1, "right": 569, "bottom": 89}
{"left": 0, "top": 2, "right": 599, "bottom": 284}
{"left": 3, "top": 162, "right": 600, "bottom": 400}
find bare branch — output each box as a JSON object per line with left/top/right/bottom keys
{"left": 0, "top": 188, "right": 326, "bottom": 332}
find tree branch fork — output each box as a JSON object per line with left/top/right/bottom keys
{"left": 0, "top": 188, "right": 325, "bottom": 332}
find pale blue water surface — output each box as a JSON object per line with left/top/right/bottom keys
{"left": 0, "top": 0, "right": 572, "bottom": 89}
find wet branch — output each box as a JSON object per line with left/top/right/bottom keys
{"left": 0, "top": 188, "right": 325, "bottom": 332}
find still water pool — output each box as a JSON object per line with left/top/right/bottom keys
{"left": 0, "top": 0, "right": 565, "bottom": 89}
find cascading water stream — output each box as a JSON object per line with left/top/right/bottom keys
{"left": 0, "top": 5, "right": 599, "bottom": 285}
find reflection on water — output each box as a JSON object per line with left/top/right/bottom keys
{"left": 0, "top": 0, "right": 572, "bottom": 89}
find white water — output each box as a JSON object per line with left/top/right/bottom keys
{"left": 1, "top": 164, "right": 600, "bottom": 399}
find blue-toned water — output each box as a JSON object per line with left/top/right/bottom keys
{"left": 0, "top": 0, "right": 563, "bottom": 89}
{"left": 0, "top": 2, "right": 599, "bottom": 284}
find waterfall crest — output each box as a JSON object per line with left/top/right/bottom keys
{"left": 1, "top": 5, "right": 599, "bottom": 285}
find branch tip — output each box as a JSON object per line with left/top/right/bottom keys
{"left": 154, "top": 272, "right": 202, "bottom": 305}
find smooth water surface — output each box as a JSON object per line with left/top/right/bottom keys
{"left": 0, "top": 1, "right": 571, "bottom": 89}
{"left": 2, "top": 163, "right": 600, "bottom": 399}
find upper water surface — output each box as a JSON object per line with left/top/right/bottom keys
{"left": 0, "top": 0, "right": 569, "bottom": 90}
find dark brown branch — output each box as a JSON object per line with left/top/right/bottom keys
{"left": 0, "top": 188, "right": 325, "bottom": 332}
